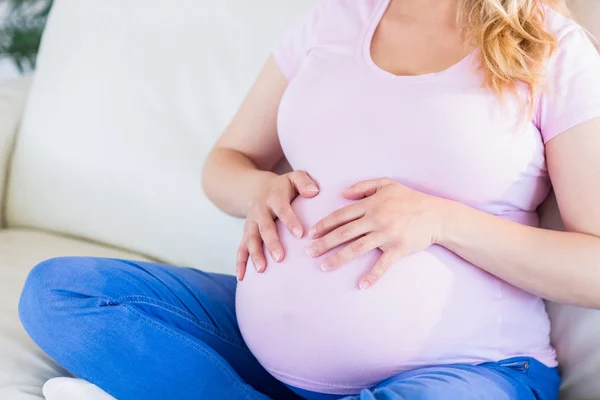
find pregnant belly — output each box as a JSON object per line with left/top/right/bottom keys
{"left": 236, "top": 189, "right": 509, "bottom": 394}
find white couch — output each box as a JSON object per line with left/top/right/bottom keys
{"left": 0, "top": 1, "right": 599, "bottom": 399}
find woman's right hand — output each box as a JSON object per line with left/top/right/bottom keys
{"left": 237, "top": 171, "right": 320, "bottom": 281}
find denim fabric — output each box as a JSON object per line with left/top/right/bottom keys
{"left": 291, "top": 357, "right": 560, "bottom": 400}
{"left": 19, "top": 257, "right": 560, "bottom": 400}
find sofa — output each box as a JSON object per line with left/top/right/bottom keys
{"left": 0, "top": 0, "right": 599, "bottom": 399}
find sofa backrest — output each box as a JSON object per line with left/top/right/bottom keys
{"left": 570, "top": 0, "right": 600, "bottom": 39}
{"left": 6, "top": 0, "right": 314, "bottom": 271}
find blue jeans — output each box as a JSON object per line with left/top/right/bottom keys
{"left": 19, "top": 257, "right": 561, "bottom": 400}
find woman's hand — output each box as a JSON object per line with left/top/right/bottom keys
{"left": 306, "top": 178, "right": 451, "bottom": 289}
{"left": 237, "top": 171, "right": 319, "bottom": 281}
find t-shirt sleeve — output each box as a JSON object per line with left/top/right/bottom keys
{"left": 536, "top": 25, "right": 600, "bottom": 144}
{"left": 273, "top": 1, "right": 329, "bottom": 81}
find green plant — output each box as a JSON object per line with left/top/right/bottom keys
{"left": 0, "top": 0, "right": 53, "bottom": 72}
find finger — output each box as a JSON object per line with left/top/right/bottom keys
{"left": 236, "top": 245, "right": 249, "bottom": 281}
{"left": 269, "top": 197, "right": 304, "bottom": 239}
{"left": 306, "top": 219, "right": 373, "bottom": 258}
{"left": 359, "top": 249, "right": 402, "bottom": 290}
{"left": 309, "top": 203, "right": 366, "bottom": 239}
{"left": 247, "top": 224, "right": 267, "bottom": 273}
{"left": 288, "top": 170, "right": 320, "bottom": 198}
{"left": 257, "top": 214, "right": 284, "bottom": 262}
{"left": 343, "top": 178, "right": 391, "bottom": 200}
{"left": 320, "top": 233, "right": 385, "bottom": 272}
{"left": 248, "top": 236, "right": 266, "bottom": 273}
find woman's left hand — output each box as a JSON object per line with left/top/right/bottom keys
{"left": 306, "top": 178, "right": 453, "bottom": 289}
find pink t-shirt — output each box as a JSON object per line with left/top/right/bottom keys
{"left": 236, "top": 0, "right": 600, "bottom": 395}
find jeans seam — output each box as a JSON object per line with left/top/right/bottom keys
{"left": 115, "top": 295, "right": 214, "bottom": 331}
{"left": 114, "top": 295, "right": 246, "bottom": 350}
{"left": 123, "top": 305, "right": 265, "bottom": 400}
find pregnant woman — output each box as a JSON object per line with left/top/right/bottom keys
{"left": 18, "top": 0, "right": 600, "bottom": 399}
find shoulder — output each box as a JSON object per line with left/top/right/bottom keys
{"left": 306, "top": 0, "right": 380, "bottom": 30}
{"left": 289, "top": 0, "right": 381, "bottom": 51}
{"left": 543, "top": 6, "right": 595, "bottom": 46}
{"left": 274, "top": 0, "right": 379, "bottom": 80}
{"left": 535, "top": 6, "right": 600, "bottom": 143}
{"left": 539, "top": 6, "right": 599, "bottom": 80}
{"left": 315, "top": 0, "right": 380, "bottom": 15}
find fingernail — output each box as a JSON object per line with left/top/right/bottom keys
{"left": 254, "top": 263, "right": 260, "bottom": 272}
{"left": 305, "top": 246, "right": 317, "bottom": 257}
{"left": 305, "top": 184, "right": 319, "bottom": 193}
{"left": 271, "top": 250, "right": 282, "bottom": 262}
{"left": 293, "top": 228, "right": 303, "bottom": 238}
{"left": 320, "top": 261, "right": 330, "bottom": 272}
{"left": 360, "top": 281, "right": 371, "bottom": 290}
{"left": 308, "top": 228, "right": 316, "bottom": 238}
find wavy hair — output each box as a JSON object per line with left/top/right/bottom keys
{"left": 460, "top": 0, "right": 576, "bottom": 103}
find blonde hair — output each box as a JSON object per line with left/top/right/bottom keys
{"left": 460, "top": 0, "right": 573, "bottom": 103}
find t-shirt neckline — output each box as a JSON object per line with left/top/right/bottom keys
{"left": 357, "top": 0, "right": 476, "bottom": 83}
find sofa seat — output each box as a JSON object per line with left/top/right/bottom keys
{"left": 0, "top": 229, "right": 151, "bottom": 400}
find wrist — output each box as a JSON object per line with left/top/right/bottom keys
{"left": 435, "top": 199, "right": 465, "bottom": 248}
{"left": 254, "top": 170, "right": 279, "bottom": 190}
{"left": 245, "top": 170, "right": 278, "bottom": 212}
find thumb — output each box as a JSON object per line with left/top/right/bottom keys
{"left": 343, "top": 178, "right": 389, "bottom": 200}
{"left": 288, "top": 170, "right": 320, "bottom": 198}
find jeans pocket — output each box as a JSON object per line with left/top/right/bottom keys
{"left": 497, "top": 357, "right": 532, "bottom": 375}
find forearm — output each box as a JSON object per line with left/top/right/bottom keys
{"left": 440, "top": 202, "right": 600, "bottom": 308}
{"left": 202, "top": 148, "right": 277, "bottom": 218}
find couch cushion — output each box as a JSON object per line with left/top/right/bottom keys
{"left": 539, "top": 193, "right": 600, "bottom": 400}
{"left": 6, "top": 0, "right": 314, "bottom": 272}
{"left": 0, "top": 229, "right": 151, "bottom": 400}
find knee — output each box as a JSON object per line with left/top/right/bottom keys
{"left": 19, "top": 257, "right": 94, "bottom": 340}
